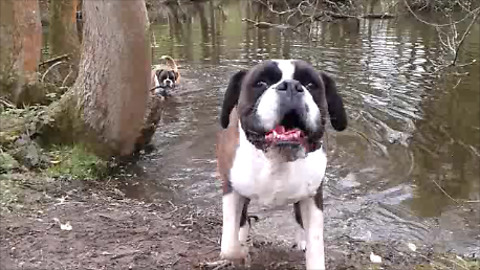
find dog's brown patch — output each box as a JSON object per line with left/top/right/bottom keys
{"left": 216, "top": 107, "right": 240, "bottom": 193}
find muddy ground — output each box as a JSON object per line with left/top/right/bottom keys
{"left": 2, "top": 173, "right": 468, "bottom": 270}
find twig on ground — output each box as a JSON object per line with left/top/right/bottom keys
{"left": 110, "top": 249, "right": 142, "bottom": 260}
{"left": 200, "top": 246, "right": 220, "bottom": 255}
{"left": 61, "top": 67, "right": 74, "bottom": 88}
{"left": 0, "top": 98, "right": 16, "bottom": 108}
{"left": 197, "top": 260, "right": 232, "bottom": 270}
{"left": 39, "top": 54, "right": 70, "bottom": 67}
{"left": 41, "top": 61, "right": 66, "bottom": 83}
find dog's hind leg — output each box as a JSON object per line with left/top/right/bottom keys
{"left": 221, "top": 191, "right": 248, "bottom": 262}
{"left": 299, "top": 185, "right": 325, "bottom": 270}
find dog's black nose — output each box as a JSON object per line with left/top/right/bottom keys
{"left": 276, "top": 79, "right": 304, "bottom": 93}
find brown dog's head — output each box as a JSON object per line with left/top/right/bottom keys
{"left": 155, "top": 69, "right": 178, "bottom": 89}
{"left": 220, "top": 60, "right": 347, "bottom": 157}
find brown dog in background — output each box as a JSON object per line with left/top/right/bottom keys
{"left": 150, "top": 55, "right": 180, "bottom": 97}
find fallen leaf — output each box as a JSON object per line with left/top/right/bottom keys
{"left": 370, "top": 252, "right": 382, "bottom": 264}
{"left": 60, "top": 222, "right": 72, "bottom": 231}
{"left": 53, "top": 218, "right": 72, "bottom": 231}
{"left": 55, "top": 196, "right": 68, "bottom": 205}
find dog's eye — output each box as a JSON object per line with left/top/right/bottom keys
{"left": 306, "top": 82, "right": 315, "bottom": 89}
{"left": 255, "top": 81, "right": 268, "bottom": 88}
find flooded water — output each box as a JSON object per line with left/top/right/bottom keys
{"left": 119, "top": 0, "right": 479, "bottom": 257}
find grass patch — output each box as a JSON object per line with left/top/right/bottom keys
{"left": 0, "top": 152, "right": 19, "bottom": 173}
{"left": 45, "top": 145, "right": 108, "bottom": 180}
{"left": 0, "top": 174, "right": 22, "bottom": 213}
{"left": 415, "top": 253, "right": 480, "bottom": 270}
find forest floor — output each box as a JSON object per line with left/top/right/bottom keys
{"left": 1, "top": 172, "right": 479, "bottom": 270}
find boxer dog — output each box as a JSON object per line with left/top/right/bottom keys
{"left": 150, "top": 55, "right": 180, "bottom": 98}
{"left": 216, "top": 59, "right": 347, "bottom": 269}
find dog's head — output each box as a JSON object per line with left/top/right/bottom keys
{"left": 155, "top": 69, "right": 178, "bottom": 89}
{"left": 220, "top": 60, "right": 347, "bottom": 159}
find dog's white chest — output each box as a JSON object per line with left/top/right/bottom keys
{"left": 230, "top": 129, "right": 327, "bottom": 206}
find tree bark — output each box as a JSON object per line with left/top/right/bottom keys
{"left": 0, "top": 0, "right": 42, "bottom": 104}
{"left": 45, "top": 0, "right": 152, "bottom": 157}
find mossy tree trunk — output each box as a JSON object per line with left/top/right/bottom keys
{"left": 0, "top": 0, "right": 42, "bottom": 105}
{"left": 44, "top": 0, "right": 152, "bottom": 157}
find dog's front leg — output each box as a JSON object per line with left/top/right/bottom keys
{"left": 299, "top": 194, "right": 325, "bottom": 270}
{"left": 221, "top": 190, "right": 248, "bottom": 261}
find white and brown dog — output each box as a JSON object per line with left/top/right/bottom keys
{"left": 150, "top": 55, "right": 180, "bottom": 98}
{"left": 216, "top": 59, "right": 347, "bottom": 269}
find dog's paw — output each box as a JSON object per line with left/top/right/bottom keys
{"left": 220, "top": 244, "right": 249, "bottom": 263}
{"left": 295, "top": 230, "right": 307, "bottom": 252}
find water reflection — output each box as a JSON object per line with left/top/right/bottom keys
{"left": 145, "top": 0, "right": 480, "bottom": 255}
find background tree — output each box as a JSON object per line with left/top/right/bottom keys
{"left": 49, "top": 0, "right": 79, "bottom": 56}
{"left": 0, "top": 0, "right": 42, "bottom": 105}
{"left": 48, "top": 0, "right": 81, "bottom": 81}
{"left": 45, "top": 0, "right": 152, "bottom": 157}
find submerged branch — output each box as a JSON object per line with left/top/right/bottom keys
{"left": 242, "top": 18, "right": 295, "bottom": 30}
{"left": 431, "top": 179, "right": 460, "bottom": 204}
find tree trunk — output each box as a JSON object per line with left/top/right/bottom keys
{"left": 47, "top": 0, "right": 81, "bottom": 86}
{"left": 49, "top": 0, "right": 80, "bottom": 59}
{"left": 45, "top": 0, "right": 152, "bottom": 157}
{"left": 0, "top": 0, "right": 42, "bottom": 104}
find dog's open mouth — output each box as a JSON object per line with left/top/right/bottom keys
{"left": 264, "top": 111, "right": 308, "bottom": 148}
{"left": 265, "top": 126, "right": 305, "bottom": 144}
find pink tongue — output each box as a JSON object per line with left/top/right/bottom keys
{"left": 273, "top": 125, "right": 286, "bottom": 134}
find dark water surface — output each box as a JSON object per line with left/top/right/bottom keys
{"left": 121, "top": 1, "right": 479, "bottom": 256}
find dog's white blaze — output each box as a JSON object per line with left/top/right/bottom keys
{"left": 256, "top": 59, "right": 321, "bottom": 131}
{"left": 154, "top": 74, "right": 160, "bottom": 87}
{"left": 300, "top": 197, "right": 326, "bottom": 270}
{"left": 256, "top": 87, "right": 279, "bottom": 130}
{"left": 304, "top": 89, "right": 321, "bottom": 130}
{"left": 274, "top": 59, "right": 295, "bottom": 80}
{"left": 230, "top": 124, "right": 327, "bottom": 206}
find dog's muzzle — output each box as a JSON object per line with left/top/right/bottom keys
{"left": 163, "top": 79, "right": 174, "bottom": 88}
{"left": 246, "top": 79, "right": 322, "bottom": 155}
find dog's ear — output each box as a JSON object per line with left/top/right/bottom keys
{"left": 174, "top": 71, "right": 180, "bottom": 81}
{"left": 320, "top": 72, "right": 347, "bottom": 131}
{"left": 155, "top": 69, "right": 163, "bottom": 77}
{"left": 220, "top": 70, "right": 248, "bottom": 129}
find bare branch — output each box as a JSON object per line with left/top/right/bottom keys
{"left": 452, "top": 9, "right": 480, "bottom": 65}
{"left": 403, "top": 0, "right": 480, "bottom": 27}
